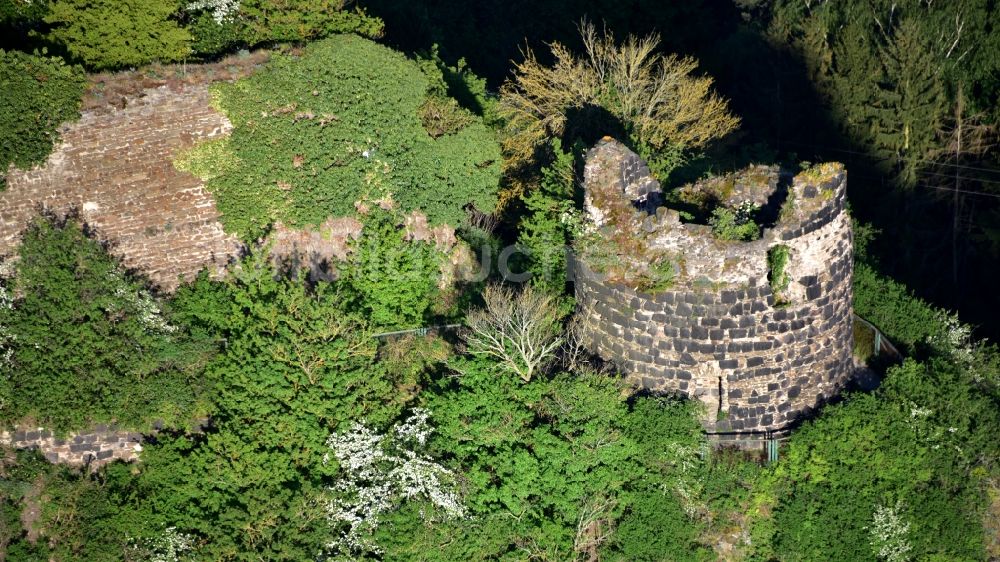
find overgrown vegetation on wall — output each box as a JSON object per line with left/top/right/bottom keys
{"left": 0, "top": 49, "right": 84, "bottom": 185}
{"left": 0, "top": 3, "right": 998, "bottom": 560}
{"left": 0, "top": 214, "right": 211, "bottom": 432}
{"left": 767, "top": 244, "right": 790, "bottom": 303}
{"left": 194, "top": 34, "right": 500, "bottom": 239}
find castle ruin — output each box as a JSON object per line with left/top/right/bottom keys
{"left": 573, "top": 138, "right": 854, "bottom": 434}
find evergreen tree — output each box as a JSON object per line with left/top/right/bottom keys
{"left": 868, "top": 18, "right": 946, "bottom": 188}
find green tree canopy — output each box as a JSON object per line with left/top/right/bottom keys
{"left": 132, "top": 255, "right": 414, "bottom": 559}
{"left": 0, "top": 214, "right": 209, "bottom": 432}
{"left": 44, "top": 0, "right": 191, "bottom": 70}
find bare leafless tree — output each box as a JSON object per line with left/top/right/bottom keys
{"left": 463, "top": 285, "right": 563, "bottom": 382}
{"left": 573, "top": 494, "right": 617, "bottom": 561}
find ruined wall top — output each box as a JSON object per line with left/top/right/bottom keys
{"left": 580, "top": 138, "right": 847, "bottom": 290}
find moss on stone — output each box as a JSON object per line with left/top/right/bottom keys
{"left": 173, "top": 137, "right": 239, "bottom": 181}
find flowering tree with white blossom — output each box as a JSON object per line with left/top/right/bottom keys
{"left": 0, "top": 282, "right": 14, "bottom": 370}
{"left": 186, "top": 0, "right": 240, "bottom": 24}
{"left": 324, "top": 408, "right": 464, "bottom": 557}
{"left": 868, "top": 501, "right": 912, "bottom": 562}
{"left": 127, "top": 527, "right": 196, "bottom": 562}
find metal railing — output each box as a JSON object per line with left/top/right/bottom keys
{"left": 371, "top": 324, "right": 463, "bottom": 340}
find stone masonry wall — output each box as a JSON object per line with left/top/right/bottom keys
{"left": 0, "top": 84, "right": 243, "bottom": 290}
{"left": 574, "top": 139, "right": 854, "bottom": 434}
{"left": 0, "top": 425, "right": 143, "bottom": 468}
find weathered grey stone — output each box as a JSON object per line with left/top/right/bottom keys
{"left": 573, "top": 139, "right": 853, "bottom": 434}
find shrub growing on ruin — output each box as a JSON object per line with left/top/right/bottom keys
{"left": 200, "top": 35, "right": 501, "bottom": 239}
{"left": 767, "top": 244, "right": 790, "bottom": 303}
{"left": 708, "top": 203, "right": 760, "bottom": 241}
{"left": 0, "top": 214, "right": 209, "bottom": 432}
{"left": 0, "top": 50, "right": 85, "bottom": 186}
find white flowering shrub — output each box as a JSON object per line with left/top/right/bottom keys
{"left": 868, "top": 502, "right": 912, "bottom": 562}
{"left": 106, "top": 269, "right": 176, "bottom": 334}
{"left": 660, "top": 441, "right": 709, "bottom": 517}
{"left": 0, "top": 282, "right": 15, "bottom": 413}
{"left": 928, "top": 310, "right": 976, "bottom": 367}
{"left": 187, "top": 0, "right": 240, "bottom": 24}
{"left": 127, "top": 527, "right": 196, "bottom": 562}
{"left": 733, "top": 199, "right": 759, "bottom": 224}
{"left": 0, "top": 283, "right": 14, "bottom": 371}
{"left": 324, "top": 409, "right": 464, "bottom": 557}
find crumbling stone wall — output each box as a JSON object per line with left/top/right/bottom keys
{"left": 574, "top": 139, "right": 854, "bottom": 434}
{"left": 0, "top": 425, "right": 143, "bottom": 468}
{"left": 0, "top": 83, "right": 243, "bottom": 290}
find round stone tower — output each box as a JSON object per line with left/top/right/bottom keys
{"left": 572, "top": 138, "right": 854, "bottom": 434}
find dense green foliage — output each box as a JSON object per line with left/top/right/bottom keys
{"left": 759, "top": 354, "right": 999, "bottom": 561}
{"left": 130, "top": 258, "right": 407, "bottom": 560}
{"left": 185, "top": 0, "right": 384, "bottom": 58}
{"left": 0, "top": 215, "right": 209, "bottom": 432}
{"left": 1, "top": 4, "right": 999, "bottom": 561}
{"left": 517, "top": 140, "right": 577, "bottom": 293}
{"left": 334, "top": 208, "right": 447, "bottom": 331}
{"left": 0, "top": 49, "right": 84, "bottom": 183}
{"left": 43, "top": 0, "right": 192, "bottom": 70}
{"left": 237, "top": 0, "right": 383, "bottom": 44}
{"left": 198, "top": 34, "right": 500, "bottom": 239}
{"left": 2, "top": 0, "right": 384, "bottom": 64}
{"left": 375, "top": 359, "right": 713, "bottom": 560}
{"left": 853, "top": 263, "right": 944, "bottom": 354}
{"left": 0, "top": 450, "right": 156, "bottom": 561}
